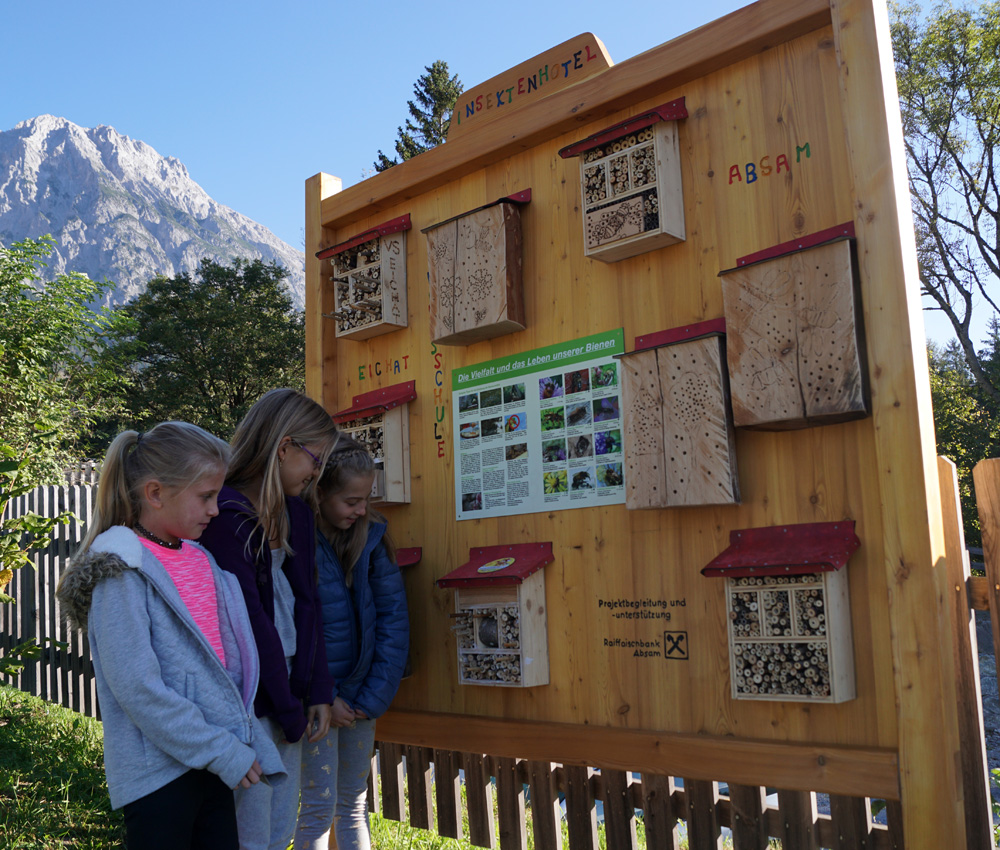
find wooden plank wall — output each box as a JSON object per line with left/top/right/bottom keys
{"left": 305, "top": 0, "right": 968, "bottom": 845}
{"left": 314, "top": 1, "right": 893, "bottom": 740}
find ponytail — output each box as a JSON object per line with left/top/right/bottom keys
{"left": 78, "top": 422, "right": 231, "bottom": 555}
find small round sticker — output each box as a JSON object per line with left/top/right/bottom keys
{"left": 478, "top": 557, "right": 515, "bottom": 573}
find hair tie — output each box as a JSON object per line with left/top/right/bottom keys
{"left": 135, "top": 432, "right": 144, "bottom": 448}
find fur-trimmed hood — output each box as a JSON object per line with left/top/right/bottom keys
{"left": 57, "top": 548, "right": 135, "bottom": 632}
{"left": 57, "top": 526, "right": 148, "bottom": 632}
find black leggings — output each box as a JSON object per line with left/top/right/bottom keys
{"left": 122, "top": 768, "right": 238, "bottom": 850}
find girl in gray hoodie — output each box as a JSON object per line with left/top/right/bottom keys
{"left": 56, "top": 422, "right": 285, "bottom": 850}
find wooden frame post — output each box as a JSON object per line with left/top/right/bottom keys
{"left": 830, "top": 0, "right": 966, "bottom": 843}
{"left": 305, "top": 172, "right": 341, "bottom": 410}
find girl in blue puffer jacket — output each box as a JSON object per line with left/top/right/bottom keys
{"left": 294, "top": 437, "right": 410, "bottom": 850}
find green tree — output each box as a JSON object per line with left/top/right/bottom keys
{"left": 0, "top": 237, "right": 121, "bottom": 481}
{"left": 374, "top": 60, "right": 464, "bottom": 172}
{"left": 891, "top": 1, "right": 1000, "bottom": 401}
{"left": 102, "top": 257, "right": 305, "bottom": 439}
{"left": 927, "top": 340, "right": 999, "bottom": 548}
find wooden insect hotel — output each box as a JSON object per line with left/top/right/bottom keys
{"left": 317, "top": 215, "right": 410, "bottom": 340}
{"left": 437, "top": 543, "right": 552, "bottom": 688}
{"left": 719, "top": 223, "right": 869, "bottom": 430}
{"left": 619, "top": 319, "right": 739, "bottom": 508}
{"left": 702, "top": 521, "right": 859, "bottom": 703}
{"left": 424, "top": 192, "right": 529, "bottom": 346}
{"left": 332, "top": 380, "right": 415, "bottom": 504}
{"left": 304, "top": 3, "right": 988, "bottom": 846}
{"left": 559, "top": 99, "right": 687, "bottom": 262}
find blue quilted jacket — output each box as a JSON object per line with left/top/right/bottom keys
{"left": 315, "top": 520, "right": 409, "bottom": 718}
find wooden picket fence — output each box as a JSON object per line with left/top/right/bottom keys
{"left": 10, "top": 463, "right": 1000, "bottom": 848}
{"left": 0, "top": 483, "right": 99, "bottom": 717}
{"left": 368, "top": 743, "right": 903, "bottom": 849}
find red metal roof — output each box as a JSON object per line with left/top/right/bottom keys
{"left": 701, "top": 521, "right": 860, "bottom": 578}
{"left": 332, "top": 380, "right": 417, "bottom": 423}
{"left": 437, "top": 543, "right": 554, "bottom": 588}
{"left": 315, "top": 214, "right": 412, "bottom": 259}
{"left": 558, "top": 98, "right": 688, "bottom": 159}
{"left": 632, "top": 318, "right": 726, "bottom": 353}
{"left": 397, "top": 547, "right": 421, "bottom": 568}
{"left": 720, "top": 222, "right": 856, "bottom": 271}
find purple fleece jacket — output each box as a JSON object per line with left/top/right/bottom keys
{"left": 200, "top": 486, "right": 333, "bottom": 743}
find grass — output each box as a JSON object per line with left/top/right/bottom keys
{"left": 0, "top": 684, "right": 124, "bottom": 849}
{"left": 0, "top": 684, "right": 773, "bottom": 849}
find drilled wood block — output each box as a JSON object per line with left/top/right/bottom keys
{"left": 426, "top": 201, "right": 526, "bottom": 345}
{"left": 720, "top": 239, "right": 869, "bottom": 430}
{"left": 621, "top": 335, "right": 739, "bottom": 509}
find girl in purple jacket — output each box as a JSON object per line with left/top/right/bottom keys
{"left": 201, "top": 388, "right": 338, "bottom": 850}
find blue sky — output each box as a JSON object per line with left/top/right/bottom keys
{"left": 0, "top": 0, "right": 963, "bottom": 343}
{"left": 0, "top": 0, "right": 750, "bottom": 247}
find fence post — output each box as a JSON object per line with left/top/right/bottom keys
{"left": 945, "top": 458, "right": 994, "bottom": 848}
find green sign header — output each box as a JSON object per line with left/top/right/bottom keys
{"left": 452, "top": 328, "right": 625, "bottom": 391}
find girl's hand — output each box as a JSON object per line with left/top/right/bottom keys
{"left": 306, "top": 703, "right": 332, "bottom": 742}
{"left": 238, "top": 759, "right": 263, "bottom": 788}
{"left": 330, "top": 696, "right": 356, "bottom": 728}
{"left": 353, "top": 708, "right": 369, "bottom": 720}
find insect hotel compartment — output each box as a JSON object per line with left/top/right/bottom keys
{"left": 437, "top": 543, "right": 553, "bottom": 688}
{"left": 619, "top": 319, "right": 739, "bottom": 508}
{"left": 702, "top": 521, "right": 859, "bottom": 704}
{"left": 719, "top": 223, "right": 870, "bottom": 430}
{"left": 332, "top": 381, "right": 416, "bottom": 504}
{"left": 558, "top": 98, "right": 687, "bottom": 263}
{"left": 317, "top": 215, "right": 410, "bottom": 340}
{"left": 424, "top": 191, "right": 529, "bottom": 346}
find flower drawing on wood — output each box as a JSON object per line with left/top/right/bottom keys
{"left": 467, "top": 268, "right": 493, "bottom": 301}
{"left": 438, "top": 276, "right": 463, "bottom": 311}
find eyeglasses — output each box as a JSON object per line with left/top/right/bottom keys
{"left": 292, "top": 441, "right": 322, "bottom": 471}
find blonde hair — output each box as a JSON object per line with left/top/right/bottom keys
{"left": 227, "top": 388, "right": 339, "bottom": 556}
{"left": 79, "top": 422, "right": 231, "bottom": 554}
{"left": 317, "top": 437, "right": 396, "bottom": 585}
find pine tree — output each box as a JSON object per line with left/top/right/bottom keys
{"left": 374, "top": 60, "right": 463, "bottom": 172}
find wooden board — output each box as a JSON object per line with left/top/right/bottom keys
{"left": 621, "top": 349, "right": 667, "bottom": 509}
{"left": 427, "top": 220, "right": 458, "bottom": 341}
{"left": 720, "top": 239, "right": 869, "bottom": 429}
{"left": 448, "top": 33, "right": 612, "bottom": 142}
{"left": 427, "top": 203, "right": 526, "bottom": 346}
{"left": 659, "top": 337, "right": 739, "bottom": 506}
{"left": 621, "top": 338, "right": 738, "bottom": 508}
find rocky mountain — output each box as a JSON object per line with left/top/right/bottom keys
{"left": 0, "top": 115, "right": 305, "bottom": 307}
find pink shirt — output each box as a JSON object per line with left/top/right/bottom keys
{"left": 139, "top": 538, "right": 226, "bottom": 666}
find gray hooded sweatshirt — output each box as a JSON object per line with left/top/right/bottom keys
{"left": 57, "top": 526, "right": 286, "bottom": 809}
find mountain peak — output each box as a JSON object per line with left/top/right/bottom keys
{"left": 0, "top": 115, "right": 304, "bottom": 307}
